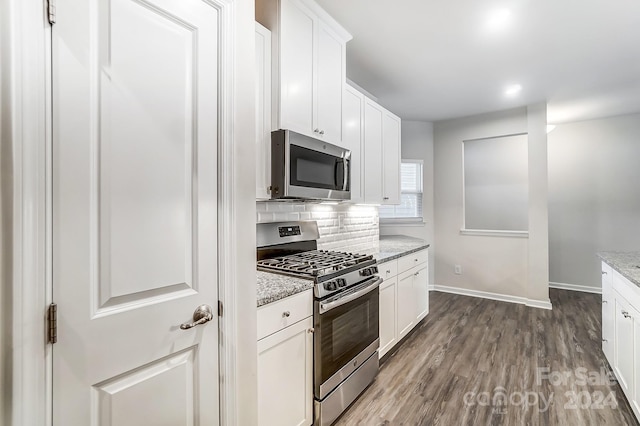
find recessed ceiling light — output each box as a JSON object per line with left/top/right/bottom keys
{"left": 504, "top": 84, "right": 522, "bottom": 96}
{"left": 485, "top": 8, "right": 511, "bottom": 32}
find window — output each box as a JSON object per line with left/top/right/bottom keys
{"left": 379, "top": 160, "right": 423, "bottom": 221}
{"left": 463, "top": 133, "right": 528, "bottom": 233}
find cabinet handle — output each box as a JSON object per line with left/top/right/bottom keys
{"left": 622, "top": 311, "right": 631, "bottom": 319}
{"left": 307, "top": 328, "right": 315, "bottom": 333}
{"left": 313, "top": 128, "right": 319, "bottom": 133}
{"left": 414, "top": 272, "right": 419, "bottom": 276}
{"left": 602, "top": 271, "right": 608, "bottom": 275}
{"left": 319, "top": 130, "right": 325, "bottom": 135}
{"left": 602, "top": 338, "right": 608, "bottom": 342}
{"left": 386, "top": 270, "right": 391, "bottom": 274}
{"left": 383, "top": 197, "right": 389, "bottom": 200}
{"left": 602, "top": 300, "right": 608, "bottom": 304}
{"left": 282, "top": 311, "right": 290, "bottom": 318}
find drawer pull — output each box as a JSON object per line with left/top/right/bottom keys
{"left": 386, "top": 270, "right": 391, "bottom": 274}
{"left": 282, "top": 311, "right": 291, "bottom": 318}
{"left": 602, "top": 338, "right": 608, "bottom": 342}
{"left": 622, "top": 311, "right": 631, "bottom": 319}
{"left": 602, "top": 271, "right": 608, "bottom": 275}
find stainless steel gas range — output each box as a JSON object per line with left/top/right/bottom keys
{"left": 257, "top": 221, "right": 380, "bottom": 426}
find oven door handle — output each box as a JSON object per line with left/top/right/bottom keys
{"left": 319, "top": 277, "right": 382, "bottom": 314}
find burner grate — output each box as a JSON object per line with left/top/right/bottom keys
{"left": 256, "top": 249, "right": 373, "bottom": 277}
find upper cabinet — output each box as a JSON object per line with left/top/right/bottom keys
{"left": 255, "top": 23, "right": 272, "bottom": 200}
{"left": 342, "top": 85, "right": 365, "bottom": 203}
{"left": 256, "top": 0, "right": 352, "bottom": 145}
{"left": 361, "top": 95, "right": 401, "bottom": 205}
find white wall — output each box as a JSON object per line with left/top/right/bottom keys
{"left": 379, "top": 121, "right": 435, "bottom": 284}
{"left": 548, "top": 113, "right": 640, "bottom": 289}
{"left": 434, "top": 107, "right": 550, "bottom": 306}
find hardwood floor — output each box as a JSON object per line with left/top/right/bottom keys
{"left": 335, "top": 289, "right": 639, "bottom": 426}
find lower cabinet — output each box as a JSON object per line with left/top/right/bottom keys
{"left": 257, "top": 290, "right": 313, "bottom": 426}
{"left": 601, "top": 262, "right": 615, "bottom": 361}
{"left": 601, "top": 262, "right": 640, "bottom": 422}
{"left": 379, "top": 276, "right": 398, "bottom": 356}
{"left": 379, "top": 249, "right": 429, "bottom": 357}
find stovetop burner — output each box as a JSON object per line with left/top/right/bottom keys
{"left": 257, "top": 249, "right": 374, "bottom": 278}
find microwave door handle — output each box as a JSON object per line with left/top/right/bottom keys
{"left": 319, "top": 277, "right": 382, "bottom": 314}
{"left": 342, "top": 159, "right": 348, "bottom": 191}
{"left": 334, "top": 160, "right": 340, "bottom": 189}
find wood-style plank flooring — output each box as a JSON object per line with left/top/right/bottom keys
{"left": 335, "top": 289, "right": 639, "bottom": 425}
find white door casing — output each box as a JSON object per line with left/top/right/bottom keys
{"left": 52, "top": 0, "right": 223, "bottom": 423}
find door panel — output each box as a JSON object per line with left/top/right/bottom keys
{"left": 382, "top": 112, "right": 400, "bottom": 204}
{"left": 53, "top": 0, "right": 220, "bottom": 423}
{"left": 343, "top": 86, "right": 363, "bottom": 203}
{"left": 363, "top": 100, "right": 383, "bottom": 203}
{"left": 316, "top": 22, "right": 343, "bottom": 143}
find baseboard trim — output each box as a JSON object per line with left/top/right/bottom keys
{"left": 431, "top": 285, "right": 553, "bottom": 310}
{"left": 549, "top": 282, "right": 602, "bottom": 294}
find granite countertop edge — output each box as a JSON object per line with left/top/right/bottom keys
{"left": 257, "top": 235, "right": 431, "bottom": 307}
{"left": 598, "top": 251, "right": 640, "bottom": 289}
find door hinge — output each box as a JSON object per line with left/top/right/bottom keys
{"left": 218, "top": 300, "right": 223, "bottom": 317}
{"left": 46, "top": 0, "right": 56, "bottom": 25}
{"left": 48, "top": 303, "right": 58, "bottom": 344}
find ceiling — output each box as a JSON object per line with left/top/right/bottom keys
{"left": 315, "top": 0, "right": 640, "bottom": 123}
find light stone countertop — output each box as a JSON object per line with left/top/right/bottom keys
{"left": 598, "top": 251, "right": 640, "bottom": 289}
{"left": 256, "top": 235, "right": 431, "bottom": 307}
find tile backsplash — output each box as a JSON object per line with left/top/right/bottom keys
{"left": 256, "top": 202, "right": 379, "bottom": 252}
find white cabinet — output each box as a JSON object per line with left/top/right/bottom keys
{"left": 614, "top": 293, "right": 635, "bottom": 398}
{"left": 379, "top": 276, "right": 398, "bottom": 357}
{"left": 601, "top": 262, "right": 614, "bottom": 361}
{"left": 378, "top": 249, "right": 429, "bottom": 357}
{"left": 257, "top": 291, "right": 313, "bottom": 426}
{"left": 382, "top": 111, "right": 401, "bottom": 205}
{"left": 363, "top": 99, "right": 383, "bottom": 204}
{"left": 255, "top": 22, "right": 272, "bottom": 200}
{"left": 601, "top": 264, "right": 640, "bottom": 422}
{"left": 342, "top": 85, "right": 364, "bottom": 203}
{"left": 257, "top": 0, "right": 351, "bottom": 144}
{"left": 361, "top": 96, "right": 401, "bottom": 204}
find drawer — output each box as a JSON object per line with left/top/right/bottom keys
{"left": 379, "top": 259, "right": 398, "bottom": 280}
{"left": 398, "top": 249, "right": 428, "bottom": 273}
{"left": 257, "top": 289, "right": 313, "bottom": 340}
{"left": 613, "top": 270, "right": 640, "bottom": 310}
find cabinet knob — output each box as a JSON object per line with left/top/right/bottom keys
{"left": 282, "top": 311, "right": 290, "bottom": 318}
{"left": 602, "top": 338, "right": 607, "bottom": 342}
{"left": 602, "top": 300, "right": 608, "bottom": 304}
{"left": 622, "top": 311, "right": 631, "bottom": 319}
{"left": 414, "top": 272, "right": 419, "bottom": 276}
{"left": 307, "top": 328, "right": 315, "bottom": 333}
{"left": 386, "top": 270, "right": 391, "bottom": 274}
{"left": 602, "top": 271, "right": 608, "bottom": 275}
{"left": 313, "top": 128, "right": 319, "bottom": 133}
{"left": 319, "top": 130, "right": 325, "bottom": 135}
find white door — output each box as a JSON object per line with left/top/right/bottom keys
{"left": 363, "top": 99, "right": 383, "bottom": 204}
{"left": 52, "top": 0, "right": 221, "bottom": 423}
{"left": 316, "top": 22, "right": 344, "bottom": 144}
{"left": 382, "top": 112, "right": 401, "bottom": 205}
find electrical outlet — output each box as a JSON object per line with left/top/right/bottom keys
{"left": 454, "top": 265, "right": 462, "bottom": 275}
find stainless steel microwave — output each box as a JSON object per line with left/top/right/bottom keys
{"left": 270, "top": 129, "right": 351, "bottom": 201}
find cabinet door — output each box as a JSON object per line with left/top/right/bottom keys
{"left": 614, "top": 294, "right": 635, "bottom": 398}
{"left": 633, "top": 309, "right": 640, "bottom": 418}
{"left": 414, "top": 263, "right": 429, "bottom": 322}
{"left": 379, "top": 276, "right": 398, "bottom": 357}
{"left": 382, "top": 111, "right": 401, "bottom": 205}
{"left": 256, "top": 23, "right": 272, "bottom": 200}
{"left": 316, "top": 22, "right": 344, "bottom": 143}
{"left": 280, "top": 0, "right": 315, "bottom": 136}
{"left": 601, "top": 263, "right": 615, "bottom": 361}
{"left": 397, "top": 269, "right": 416, "bottom": 340}
{"left": 343, "top": 86, "right": 364, "bottom": 203}
{"left": 258, "top": 316, "right": 313, "bottom": 426}
{"left": 363, "top": 99, "right": 383, "bottom": 204}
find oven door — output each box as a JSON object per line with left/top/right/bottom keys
{"left": 314, "top": 276, "right": 381, "bottom": 400}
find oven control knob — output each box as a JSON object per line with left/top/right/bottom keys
{"left": 323, "top": 281, "right": 337, "bottom": 291}
{"left": 336, "top": 279, "right": 346, "bottom": 288}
